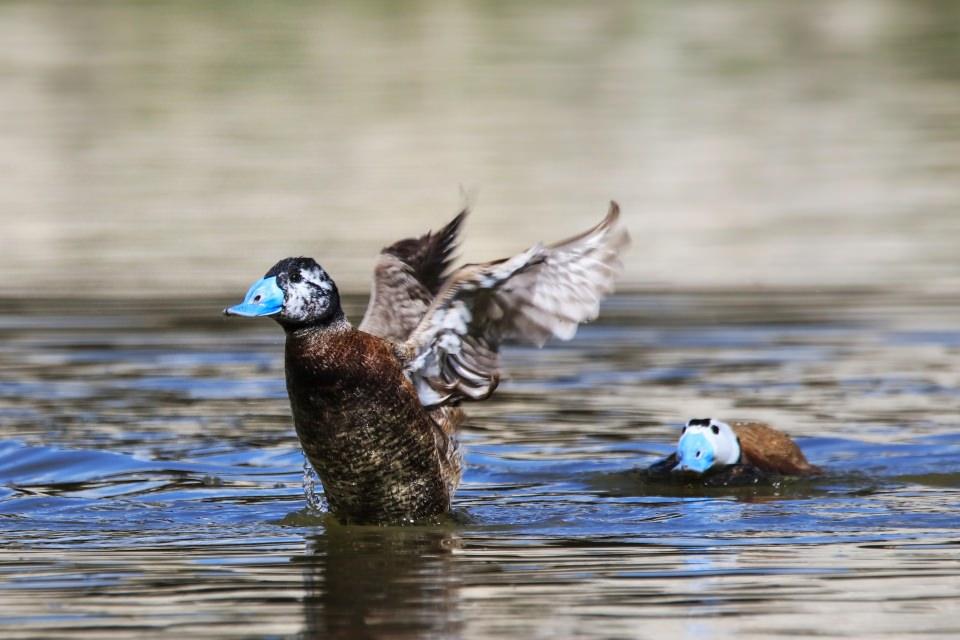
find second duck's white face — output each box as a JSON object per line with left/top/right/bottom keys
{"left": 675, "top": 418, "right": 741, "bottom": 474}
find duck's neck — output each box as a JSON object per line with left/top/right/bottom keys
{"left": 282, "top": 310, "right": 351, "bottom": 336}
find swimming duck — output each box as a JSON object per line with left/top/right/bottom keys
{"left": 646, "top": 418, "right": 819, "bottom": 484}
{"left": 225, "top": 202, "right": 629, "bottom": 524}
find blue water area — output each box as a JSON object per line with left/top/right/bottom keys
{"left": 0, "top": 292, "right": 958, "bottom": 638}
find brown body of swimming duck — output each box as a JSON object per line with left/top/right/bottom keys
{"left": 647, "top": 418, "right": 820, "bottom": 484}
{"left": 226, "top": 202, "right": 629, "bottom": 524}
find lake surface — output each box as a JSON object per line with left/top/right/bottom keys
{"left": 0, "top": 291, "right": 958, "bottom": 639}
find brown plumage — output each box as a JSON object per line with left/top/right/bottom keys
{"left": 644, "top": 418, "right": 819, "bottom": 484}
{"left": 286, "top": 327, "right": 463, "bottom": 523}
{"left": 358, "top": 210, "right": 466, "bottom": 342}
{"left": 404, "top": 202, "right": 629, "bottom": 407}
{"left": 730, "top": 421, "right": 820, "bottom": 476}
{"left": 226, "top": 201, "right": 629, "bottom": 524}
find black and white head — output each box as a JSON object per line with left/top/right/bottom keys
{"left": 675, "top": 417, "right": 741, "bottom": 474}
{"left": 224, "top": 257, "right": 344, "bottom": 330}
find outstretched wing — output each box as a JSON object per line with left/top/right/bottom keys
{"left": 358, "top": 209, "right": 467, "bottom": 342}
{"left": 403, "top": 201, "right": 629, "bottom": 407}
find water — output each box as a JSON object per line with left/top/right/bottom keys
{"left": 2, "top": 0, "right": 960, "bottom": 637}
{"left": 1, "top": 291, "right": 958, "bottom": 638}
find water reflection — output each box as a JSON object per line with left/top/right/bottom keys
{"left": 591, "top": 466, "right": 834, "bottom": 503}
{"left": 299, "top": 524, "right": 463, "bottom": 639}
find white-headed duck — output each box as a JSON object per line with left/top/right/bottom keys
{"left": 225, "top": 202, "right": 629, "bottom": 524}
{"left": 647, "top": 417, "right": 820, "bottom": 484}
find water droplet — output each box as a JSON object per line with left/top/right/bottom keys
{"left": 302, "top": 454, "right": 327, "bottom": 513}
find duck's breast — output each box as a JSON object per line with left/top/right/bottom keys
{"left": 284, "top": 328, "right": 458, "bottom": 523}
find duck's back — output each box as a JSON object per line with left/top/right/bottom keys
{"left": 284, "top": 327, "right": 462, "bottom": 523}
{"left": 731, "top": 421, "right": 818, "bottom": 476}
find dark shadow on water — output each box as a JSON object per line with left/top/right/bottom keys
{"left": 296, "top": 524, "right": 464, "bottom": 640}
{"left": 588, "top": 466, "right": 883, "bottom": 502}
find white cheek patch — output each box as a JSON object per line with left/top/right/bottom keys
{"left": 303, "top": 267, "right": 333, "bottom": 292}
{"left": 283, "top": 271, "right": 333, "bottom": 321}
{"left": 704, "top": 420, "right": 740, "bottom": 466}
{"left": 284, "top": 281, "right": 312, "bottom": 319}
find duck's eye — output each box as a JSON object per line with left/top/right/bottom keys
{"left": 695, "top": 450, "right": 702, "bottom": 458}
{"left": 253, "top": 294, "right": 262, "bottom": 302}
{"left": 711, "top": 425, "right": 720, "bottom": 435}
{"left": 289, "top": 271, "right": 302, "bottom": 284}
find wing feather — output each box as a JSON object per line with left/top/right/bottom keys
{"left": 358, "top": 209, "right": 466, "bottom": 341}
{"left": 404, "top": 201, "right": 629, "bottom": 407}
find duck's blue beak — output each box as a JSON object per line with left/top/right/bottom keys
{"left": 224, "top": 276, "right": 284, "bottom": 317}
{"left": 675, "top": 432, "right": 714, "bottom": 475}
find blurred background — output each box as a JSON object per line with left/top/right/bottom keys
{"left": 2, "top": 0, "right": 958, "bottom": 299}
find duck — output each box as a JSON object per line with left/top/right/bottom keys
{"left": 645, "top": 417, "right": 820, "bottom": 485}
{"left": 224, "top": 202, "right": 629, "bottom": 524}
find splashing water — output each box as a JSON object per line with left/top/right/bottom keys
{"left": 302, "top": 454, "right": 327, "bottom": 513}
